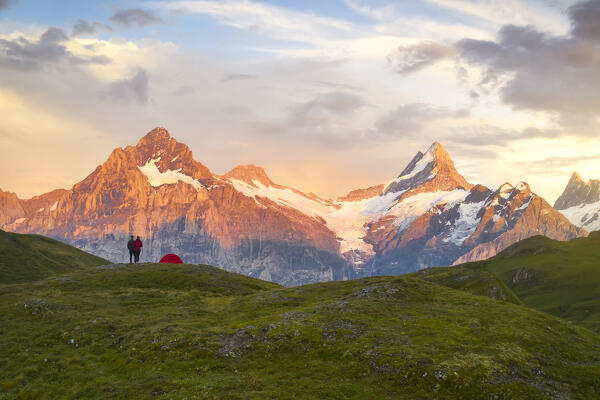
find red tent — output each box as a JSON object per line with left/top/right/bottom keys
{"left": 159, "top": 253, "right": 183, "bottom": 264}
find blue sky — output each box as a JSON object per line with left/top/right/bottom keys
{"left": 0, "top": 0, "right": 598, "bottom": 202}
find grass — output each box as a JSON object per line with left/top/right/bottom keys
{"left": 0, "top": 230, "right": 109, "bottom": 284}
{"left": 462, "top": 233, "right": 600, "bottom": 333}
{"left": 1, "top": 262, "right": 599, "bottom": 399}
{"left": 410, "top": 266, "right": 522, "bottom": 305}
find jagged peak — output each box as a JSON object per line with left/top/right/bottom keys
{"left": 398, "top": 142, "right": 455, "bottom": 178}
{"left": 386, "top": 141, "right": 471, "bottom": 195}
{"left": 569, "top": 171, "right": 586, "bottom": 185}
{"left": 555, "top": 171, "right": 600, "bottom": 210}
{"left": 498, "top": 182, "right": 515, "bottom": 192}
{"left": 515, "top": 181, "right": 531, "bottom": 192}
{"left": 136, "top": 127, "right": 173, "bottom": 147}
{"left": 427, "top": 141, "right": 447, "bottom": 157}
{"left": 224, "top": 164, "right": 274, "bottom": 187}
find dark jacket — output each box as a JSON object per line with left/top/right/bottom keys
{"left": 127, "top": 239, "right": 134, "bottom": 251}
{"left": 133, "top": 238, "right": 143, "bottom": 252}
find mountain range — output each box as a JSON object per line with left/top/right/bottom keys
{"left": 0, "top": 127, "right": 587, "bottom": 285}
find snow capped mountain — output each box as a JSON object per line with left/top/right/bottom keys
{"left": 555, "top": 172, "right": 600, "bottom": 233}
{"left": 0, "top": 127, "right": 586, "bottom": 285}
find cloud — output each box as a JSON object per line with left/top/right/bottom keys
{"left": 158, "top": 0, "right": 353, "bottom": 44}
{"left": 454, "top": 0, "right": 600, "bottom": 137}
{"left": 229, "top": 140, "right": 252, "bottom": 148}
{"left": 373, "top": 103, "right": 468, "bottom": 139}
{"left": 0, "top": 27, "right": 111, "bottom": 70}
{"left": 569, "top": 0, "right": 600, "bottom": 40}
{"left": 517, "top": 154, "right": 600, "bottom": 175}
{"left": 110, "top": 8, "right": 162, "bottom": 27}
{"left": 388, "top": 41, "right": 455, "bottom": 74}
{"left": 171, "top": 85, "right": 195, "bottom": 96}
{"left": 109, "top": 68, "right": 149, "bottom": 104}
{"left": 0, "top": 27, "right": 68, "bottom": 69}
{"left": 424, "top": 0, "right": 571, "bottom": 35}
{"left": 0, "top": 0, "right": 14, "bottom": 11}
{"left": 290, "top": 91, "right": 366, "bottom": 126}
{"left": 344, "top": 0, "right": 397, "bottom": 21}
{"left": 250, "top": 91, "right": 368, "bottom": 148}
{"left": 71, "top": 19, "right": 113, "bottom": 36}
{"left": 222, "top": 73, "right": 257, "bottom": 81}
{"left": 448, "top": 125, "right": 565, "bottom": 146}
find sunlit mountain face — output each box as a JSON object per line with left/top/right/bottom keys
{"left": 1, "top": 128, "right": 585, "bottom": 285}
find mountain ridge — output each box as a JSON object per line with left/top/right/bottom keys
{"left": 0, "top": 127, "right": 587, "bottom": 285}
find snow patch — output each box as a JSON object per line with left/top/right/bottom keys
{"left": 384, "top": 149, "right": 436, "bottom": 191}
{"left": 230, "top": 178, "right": 471, "bottom": 255}
{"left": 38, "top": 208, "right": 44, "bottom": 212}
{"left": 139, "top": 158, "right": 203, "bottom": 191}
{"left": 50, "top": 201, "right": 58, "bottom": 211}
{"left": 446, "top": 199, "right": 487, "bottom": 245}
{"left": 387, "top": 190, "right": 470, "bottom": 233}
{"left": 560, "top": 200, "right": 600, "bottom": 232}
{"left": 171, "top": 156, "right": 178, "bottom": 162}
{"left": 516, "top": 195, "right": 534, "bottom": 211}
{"left": 230, "top": 179, "right": 376, "bottom": 254}
{"left": 14, "top": 217, "right": 26, "bottom": 224}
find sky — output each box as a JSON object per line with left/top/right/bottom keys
{"left": 0, "top": 0, "right": 599, "bottom": 203}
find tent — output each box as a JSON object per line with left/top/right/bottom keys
{"left": 159, "top": 253, "right": 183, "bottom": 264}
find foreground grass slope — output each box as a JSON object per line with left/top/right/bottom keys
{"left": 0, "top": 230, "right": 108, "bottom": 284}
{"left": 463, "top": 233, "right": 600, "bottom": 332}
{"left": 1, "top": 263, "right": 598, "bottom": 399}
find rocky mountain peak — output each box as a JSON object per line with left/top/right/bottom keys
{"left": 555, "top": 172, "right": 600, "bottom": 210}
{"left": 224, "top": 165, "right": 275, "bottom": 187}
{"left": 385, "top": 142, "right": 473, "bottom": 196}
{"left": 137, "top": 126, "right": 171, "bottom": 146}
{"left": 515, "top": 182, "right": 531, "bottom": 193}
{"left": 498, "top": 182, "right": 514, "bottom": 193}
{"left": 131, "top": 127, "right": 212, "bottom": 179}
{"left": 570, "top": 171, "right": 584, "bottom": 184}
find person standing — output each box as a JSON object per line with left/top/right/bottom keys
{"left": 133, "top": 236, "right": 143, "bottom": 263}
{"left": 127, "top": 235, "right": 135, "bottom": 263}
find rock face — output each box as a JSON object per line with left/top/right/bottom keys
{"left": 0, "top": 127, "right": 587, "bottom": 285}
{"left": 554, "top": 172, "right": 600, "bottom": 233}
{"left": 0, "top": 189, "right": 25, "bottom": 226}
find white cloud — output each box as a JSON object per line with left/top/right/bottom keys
{"left": 156, "top": 0, "right": 353, "bottom": 44}
{"left": 425, "top": 0, "right": 574, "bottom": 34}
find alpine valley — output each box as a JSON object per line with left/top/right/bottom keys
{"left": 0, "top": 127, "right": 587, "bottom": 286}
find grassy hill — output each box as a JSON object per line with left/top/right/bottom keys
{"left": 1, "top": 262, "right": 599, "bottom": 399}
{"left": 410, "top": 266, "right": 522, "bottom": 305}
{"left": 0, "top": 230, "right": 109, "bottom": 284}
{"left": 463, "top": 233, "right": 600, "bottom": 333}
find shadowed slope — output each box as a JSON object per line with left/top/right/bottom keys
{"left": 0, "top": 230, "right": 108, "bottom": 284}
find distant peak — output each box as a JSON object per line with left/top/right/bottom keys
{"left": 570, "top": 171, "right": 584, "bottom": 183}
{"left": 498, "top": 182, "right": 515, "bottom": 192}
{"left": 225, "top": 165, "right": 274, "bottom": 187}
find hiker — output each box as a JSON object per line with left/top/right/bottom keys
{"left": 133, "top": 236, "right": 143, "bottom": 263}
{"left": 127, "top": 235, "right": 135, "bottom": 263}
